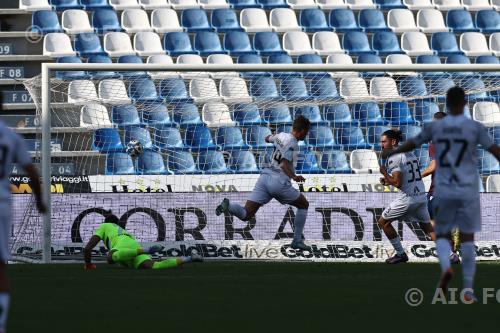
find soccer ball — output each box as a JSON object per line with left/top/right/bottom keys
{"left": 126, "top": 140, "right": 143, "bottom": 157}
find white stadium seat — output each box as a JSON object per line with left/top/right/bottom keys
{"left": 240, "top": 9, "right": 272, "bottom": 32}
{"left": 417, "top": 9, "right": 449, "bottom": 33}
{"left": 340, "top": 77, "right": 371, "bottom": 101}
{"left": 370, "top": 77, "right": 400, "bottom": 99}
{"left": 110, "top": 0, "right": 141, "bottom": 9}
{"left": 206, "top": 54, "right": 239, "bottom": 79}
{"left": 190, "top": 78, "right": 221, "bottom": 103}
{"left": 199, "top": 0, "right": 230, "bottom": 9}
{"left": 287, "top": 0, "right": 318, "bottom": 9}
{"left": 345, "top": 0, "right": 376, "bottom": 9}
{"left": 460, "top": 32, "right": 492, "bottom": 56}
{"left": 80, "top": 104, "right": 113, "bottom": 128}
{"left": 403, "top": 0, "right": 434, "bottom": 9}
{"left": 20, "top": 0, "right": 52, "bottom": 11}
{"left": 122, "top": 9, "right": 153, "bottom": 33}
{"left": 151, "top": 9, "right": 183, "bottom": 33}
{"left": 489, "top": 33, "right": 500, "bottom": 56}
{"left": 312, "top": 31, "right": 344, "bottom": 55}
{"left": 170, "top": 0, "right": 200, "bottom": 9}
{"left": 461, "top": 0, "right": 492, "bottom": 10}
{"left": 177, "top": 54, "right": 209, "bottom": 78}
{"left": 385, "top": 54, "right": 417, "bottom": 76}
{"left": 139, "top": 0, "right": 170, "bottom": 9}
{"left": 486, "top": 174, "right": 500, "bottom": 192}
{"left": 68, "top": 80, "right": 98, "bottom": 105}
{"left": 43, "top": 33, "right": 76, "bottom": 57}
{"left": 147, "top": 55, "right": 179, "bottom": 79}
{"left": 387, "top": 9, "right": 419, "bottom": 33}
{"left": 283, "top": 31, "right": 315, "bottom": 55}
{"left": 104, "top": 32, "right": 135, "bottom": 57}
{"left": 98, "top": 79, "right": 132, "bottom": 105}
{"left": 219, "top": 77, "right": 253, "bottom": 104}
{"left": 315, "top": 0, "right": 348, "bottom": 8}
{"left": 432, "top": 0, "right": 463, "bottom": 9}
{"left": 473, "top": 102, "right": 500, "bottom": 127}
{"left": 350, "top": 149, "right": 379, "bottom": 173}
{"left": 492, "top": 0, "right": 500, "bottom": 10}
{"left": 202, "top": 103, "right": 236, "bottom": 128}
{"left": 61, "top": 10, "right": 94, "bottom": 34}
{"left": 270, "top": 8, "right": 301, "bottom": 32}
{"left": 401, "top": 32, "right": 434, "bottom": 56}
{"left": 326, "top": 54, "right": 358, "bottom": 77}
{"left": 134, "top": 32, "right": 165, "bottom": 56}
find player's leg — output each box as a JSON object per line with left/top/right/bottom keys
{"left": 288, "top": 194, "right": 309, "bottom": 249}
{"left": 415, "top": 202, "right": 436, "bottom": 241}
{"left": 450, "top": 229, "right": 461, "bottom": 264}
{"left": 0, "top": 212, "right": 11, "bottom": 333}
{"left": 137, "top": 254, "right": 203, "bottom": 269}
{"left": 459, "top": 232, "right": 477, "bottom": 302}
{"left": 379, "top": 199, "right": 409, "bottom": 264}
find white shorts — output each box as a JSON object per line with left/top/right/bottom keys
{"left": 382, "top": 196, "right": 430, "bottom": 223}
{"left": 432, "top": 197, "right": 481, "bottom": 234}
{"left": 0, "top": 210, "right": 10, "bottom": 262}
{"left": 248, "top": 172, "right": 301, "bottom": 205}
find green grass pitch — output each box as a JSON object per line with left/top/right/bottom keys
{"left": 8, "top": 262, "right": 500, "bottom": 332}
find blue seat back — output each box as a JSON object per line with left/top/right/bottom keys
{"left": 297, "top": 54, "right": 323, "bottom": 64}
{"left": 357, "top": 54, "right": 382, "bottom": 64}
{"left": 124, "top": 126, "right": 154, "bottom": 149}
{"left": 300, "top": 9, "right": 330, "bottom": 32}
{"left": 181, "top": 9, "right": 211, "bottom": 32}
{"left": 446, "top": 9, "right": 475, "bottom": 32}
{"left": 399, "top": 77, "right": 428, "bottom": 97}
{"left": 164, "top": 32, "right": 195, "bottom": 55}
{"left": 262, "top": 104, "right": 292, "bottom": 124}
{"left": 93, "top": 128, "right": 123, "bottom": 152}
{"left": 112, "top": 104, "right": 141, "bottom": 127}
{"left": 400, "top": 125, "right": 421, "bottom": 140}
{"left": 476, "top": 55, "right": 499, "bottom": 64}
{"left": 246, "top": 126, "right": 272, "bottom": 147}
{"left": 160, "top": 78, "right": 190, "bottom": 101}
{"left": 330, "top": 9, "right": 359, "bottom": 32}
{"left": 216, "top": 127, "right": 245, "bottom": 148}
{"left": 475, "top": 10, "right": 500, "bottom": 33}
{"left": 307, "top": 126, "right": 335, "bottom": 146}
{"left": 229, "top": 150, "right": 259, "bottom": 172}
{"left": 372, "top": 31, "right": 401, "bottom": 54}
{"left": 138, "top": 151, "right": 167, "bottom": 174}
{"left": 32, "top": 10, "right": 61, "bottom": 34}
{"left": 50, "top": 0, "right": 80, "bottom": 9}
{"left": 106, "top": 153, "right": 135, "bottom": 175}
{"left": 431, "top": 32, "right": 461, "bottom": 55}
{"left": 309, "top": 77, "right": 339, "bottom": 99}
{"left": 233, "top": 103, "right": 263, "bottom": 125}
{"left": 352, "top": 102, "right": 384, "bottom": 124}
{"left": 428, "top": 77, "right": 455, "bottom": 96}
{"left": 415, "top": 100, "right": 439, "bottom": 123}
{"left": 323, "top": 104, "right": 352, "bottom": 124}
{"left": 258, "top": 0, "right": 288, "bottom": 8}
{"left": 268, "top": 53, "right": 293, "bottom": 64}
{"left": 154, "top": 126, "right": 184, "bottom": 149}
{"left": 75, "top": 33, "right": 105, "bottom": 56}
{"left": 253, "top": 32, "right": 284, "bottom": 55}
{"left": 383, "top": 102, "right": 414, "bottom": 124}
{"left": 337, "top": 126, "right": 366, "bottom": 145}
{"left": 118, "top": 55, "right": 147, "bottom": 77}
{"left": 198, "top": 151, "right": 228, "bottom": 173}
{"left": 375, "top": 0, "right": 404, "bottom": 8}
{"left": 168, "top": 151, "right": 197, "bottom": 173}
{"left": 250, "top": 77, "right": 279, "bottom": 98}
{"left": 479, "top": 149, "right": 500, "bottom": 173}
{"left": 297, "top": 150, "right": 322, "bottom": 173}
{"left": 211, "top": 9, "right": 241, "bottom": 32}
{"left": 228, "top": 0, "right": 259, "bottom": 9}
{"left": 295, "top": 105, "right": 323, "bottom": 123}
{"left": 367, "top": 125, "right": 391, "bottom": 145}
{"left": 172, "top": 103, "right": 201, "bottom": 125}
{"left": 343, "top": 31, "right": 372, "bottom": 54}
{"left": 184, "top": 126, "right": 215, "bottom": 148}
{"left": 321, "top": 150, "right": 351, "bottom": 172}
{"left": 224, "top": 31, "right": 253, "bottom": 55}
{"left": 92, "top": 9, "right": 121, "bottom": 32}
{"left": 81, "top": 0, "right": 111, "bottom": 9}
{"left": 194, "top": 31, "right": 224, "bottom": 55}
{"left": 129, "top": 78, "right": 159, "bottom": 101}
{"left": 280, "top": 78, "right": 309, "bottom": 99}
{"left": 359, "top": 9, "right": 388, "bottom": 31}
{"left": 56, "top": 56, "right": 86, "bottom": 80}
{"left": 142, "top": 104, "right": 172, "bottom": 126}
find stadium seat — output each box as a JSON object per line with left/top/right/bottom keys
{"left": 476, "top": 10, "right": 500, "bottom": 33}
{"left": 270, "top": 8, "right": 301, "bottom": 32}
{"left": 137, "top": 151, "right": 168, "bottom": 175}
{"left": 321, "top": 150, "right": 351, "bottom": 173}
{"left": 342, "top": 31, "right": 373, "bottom": 54}
{"left": 92, "top": 9, "right": 122, "bottom": 33}
{"left": 229, "top": 151, "right": 259, "bottom": 173}
{"left": 220, "top": 77, "right": 253, "bottom": 103}
{"left": 287, "top": 0, "right": 317, "bottom": 8}
{"left": 87, "top": 55, "right": 121, "bottom": 79}
{"left": 236, "top": 54, "right": 268, "bottom": 78}
{"left": 184, "top": 125, "right": 217, "bottom": 150}
{"left": 403, "top": 0, "right": 434, "bottom": 8}
{"left": 211, "top": 9, "right": 242, "bottom": 32}
{"left": 181, "top": 9, "right": 211, "bottom": 32}
{"left": 346, "top": 0, "right": 376, "bottom": 8}
{"left": 490, "top": 33, "right": 500, "bottom": 56}
{"left": 93, "top": 128, "right": 124, "bottom": 152}
{"left": 233, "top": 103, "right": 264, "bottom": 125}
{"left": 353, "top": 102, "right": 387, "bottom": 125}
{"left": 400, "top": 124, "right": 421, "bottom": 140}
{"left": 464, "top": 77, "right": 492, "bottom": 102}
{"left": 384, "top": 101, "right": 417, "bottom": 125}
{"left": 385, "top": 54, "right": 417, "bottom": 76}
{"left": 159, "top": 80, "right": 193, "bottom": 105}
{"left": 479, "top": 149, "right": 500, "bottom": 173}
{"left": 326, "top": 53, "right": 358, "bottom": 77}
{"left": 189, "top": 78, "right": 221, "bottom": 103}
{"left": 280, "top": 77, "right": 310, "bottom": 101}
{"left": 316, "top": 0, "right": 348, "bottom": 8}
{"left": 20, "top": 0, "right": 52, "bottom": 11}
{"left": 446, "top": 54, "right": 474, "bottom": 77}
{"left": 416, "top": 54, "right": 445, "bottom": 77}
{"left": 118, "top": 55, "right": 149, "bottom": 78}
{"left": 413, "top": 147, "right": 430, "bottom": 168}
{"left": 258, "top": 0, "right": 289, "bottom": 8}
{"left": 138, "top": 0, "right": 170, "bottom": 9}
{"left": 198, "top": 151, "right": 229, "bottom": 174}
{"left": 109, "top": 0, "right": 141, "bottom": 9}
{"left": 427, "top": 77, "right": 455, "bottom": 98}
{"left": 486, "top": 174, "right": 500, "bottom": 192}
{"left": 268, "top": 53, "right": 300, "bottom": 77}
{"left": 366, "top": 125, "right": 391, "bottom": 150}
{"left": 193, "top": 31, "right": 225, "bottom": 55}
{"left": 216, "top": 126, "right": 247, "bottom": 149}
{"left": 206, "top": 54, "right": 238, "bottom": 79}
{"left": 417, "top": 9, "right": 449, "bottom": 33}
{"left": 176, "top": 54, "right": 208, "bottom": 79}
{"left": 375, "top": 0, "right": 405, "bottom": 8}
{"left": 68, "top": 80, "right": 98, "bottom": 104}
{"left": 246, "top": 126, "right": 273, "bottom": 148}
{"left": 401, "top": 32, "right": 434, "bottom": 56}
{"left": 370, "top": 77, "right": 400, "bottom": 99}
{"left": 32, "top": 11, "right": 62, "bottom": 34}
{"left": 151, "top": 9, "right": 183, "bottom": 33}
{"left": 446, "top": 9, "right": 476, "bottom": 33}
{"left": 414, "top": 100, "right": 438, "bottom": 123}
{"left": 473, "top": 101, "right": 500, "bottom": 126}
{"left": 228, "top": 0, "right": 260, "bottom": 8}
{"left": 128, "top": 78, "right": 163, "bottom": 103}
{"left": 202, "top": 102, "right": 236, "bottom": 127}
{"left": 253, "top": 32, "right": 285, "bottom": 55}
{"left": 112, "top": 104, "right": 141, "bottom": 127}
{"left": 308, "top": 77, "right": 339, "bottom": 101}
{"left": 463, "top": 0, "right": 492, "bottom": 10}
{"left": 312, "top": 31, "right": 343, "bottom": 55}
{"left": 241, "top": 9, "right": 272, "bottom": 32}
{"left": 357, "top": 54, "right": 384, "bottom": 77}
{"left": 296, "top": 150, "right": 324, "bottom": 174}
{"left": 50, "top": 0, "right": 81, "bottom": 9}
{"left": 134, "top": 32, "right": 165, "bottom": 56}
{"left": 224, "top": 31, "right": 254, "bottom": 55}
{"left": 167, "top": 151, "right": 199, "bottom": 173}
{"left": 105, "top": 153, "right": 136, "bottom": 175}
{"left": 261, "top": 104, "right": 292, "bottom": 124}
{"left": 103, "top": 32, "right": 134, "bottom": 57}
{"left": 300, "top": 9, "right": 331, "bottom": 32}
{"left": 172, "top": 103, "right": 202, "bottom": 125}
{"left": 295, "top": 105, "right": 327, "bottom": 124}
{"left": 340, "top": 77, "right": 370, "bottom": 100}
{"left": 163, "top": 32, "right": 197, "bottom": 56}
{"left": 56, "top": 56, "right": 89, "bottom": 80}
{"left": 283, "top": 31, "right": 314, "bottom": 55}
{"left": 43, "top": 33, "right": 76, "bottom": 57}
{"left": 350, "top": 149, "right": 379, "bottom": 173}
{"left": 476, "top": 55, "right": 499, "bottom": 64}
{"left": 329, "top": 9, "right": 361, "bottom": 32}
{"left": 489, "top": 126, "right": 500, "bottom": 144}
{"left": 431, "top": 32, "right": 461, "bottom": 56}
{"left": 141, "top": 104, "right": 174, "bottom": 127}
{"left": 359, "top": 9, "right": 389, "bottom": 32}
{"left": 121, "top": 9, "right": 152, "bottom": 33}
{"left": 461, "top": 32, "right": 492, "bottom": 56}
{"left": 61, "top": 9, "right": 93, "bottom": 34}
{"left": 432, "top": 0, "right": 463, "bottom": 9}
{"left": 336, "top": 126, "right": 372, "bottom": 150}
{"left": 297, "top": 54, "right": 328, "bottom": 78}
{"left": 387, "top": 9, "right": 418, "bottom": 33}
{"left": 250, "top": 77, "right": 281, "bottom": 101}
{"left": 399, "top": 76, "right": 428, "bottom": 98}
{"left": 74, "top": 33, "right": 105, "bottom": 57}
{"left": 372, "top": 31, "right": 403, "bottom": 55}
{"left": 323, "top": 103, "right": 358, "bottom": 126}
{"left": 80, "top": 103, "right": 113, "bottom": 128}
{"left": 99, "top": 79, "right": 132, "bottom": 105}
{"left": 307, "top": 126, "right": 340, "bottom": 148}
{"left": 170, "top": 0, "right": 200, "bottom": 8}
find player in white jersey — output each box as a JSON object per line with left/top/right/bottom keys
{"left": 0, "top": 92, "right": 46, "bottom": 333}
{"left": 383, "top": 87, "right": 500, "bottom": 302}
{"left": 216, "top": 116, "right": 311, "bottom": 250}
{"left": 378, "top": 130, "right": 436, "bottom": 264}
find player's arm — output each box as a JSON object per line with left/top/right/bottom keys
{"left": 83, "top": 235, "right": 101, "bottom": 269}
{"left": 488, "top": 145, "right": 500, "bottom": 162}
{"left": 265, "top": 135, "right": 275, "bottom": 143}
{"left": 420, "top": 160, "right": 436, "bottom": 178}
{"left": 380, "top": 167, "right": 402, "bottom": 188}
{"left": 281, "top": 159, "right": 305, "bottom": 183}
{"left": 23, "top": 164, "right": 46, "bottom": 214}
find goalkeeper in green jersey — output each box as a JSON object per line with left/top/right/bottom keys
{"left": 83, "top": 215, "right": 202, "bottom": 270}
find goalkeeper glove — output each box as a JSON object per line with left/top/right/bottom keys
{"left": 84, "top": 263, "right": 97, "bottom": 270}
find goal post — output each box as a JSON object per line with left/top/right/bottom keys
{"left": 17, "top": 63, "right": 500, "bottom": 263}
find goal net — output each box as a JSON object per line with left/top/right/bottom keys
{"left": 16, "top": 63, "right": 500, "bottom": 263}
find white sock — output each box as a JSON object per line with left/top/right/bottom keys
{"left": 389, "top": 236, "right": 405, "bottom": 255}
{"left": 293, "top": 208, "right": 308, "bottom": 243}
{"left": 228, "top": 201, "right": 247, "bottom": 220}
{"left": 461, "top": 242, "right": 476, "bottom": 290}
{"left": 0, "top": 293, "right": 10, "bottom": 333}
{"left": 436, "top": 238, "right": 452, "bottom": 273}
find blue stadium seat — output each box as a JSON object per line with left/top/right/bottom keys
{"left": 154, "top": 126, "right": 185, "bottom": 150}
{"left": 118, "top": 55, "right": 148, "bottom": 78}
{"left": 168, "top": 151, "right": 199, "bottom": 174}
{"left": 141, "top": 104, "right": 174, "bottom": 127}
{"left": 276, "top": 124, "right": 292, "bottom": 133}
{"left": 74, "top": 33, "right": 106, "bottom": 57}
{"left": 431, "top": 32, "right": 462, "bottom": 56}
{"left": 181, "top": 9, "right": 212, "bottom": 32}
{"left": 384, "top": 102, "right": 418, "bottom": 125}
{"left": 359, "top": 9, "right": 389, "bottom": 32}
{"left": 80, "top": 0, "right": 112, "bottom": 9}
{"left": 352, "top": 102, "right": 388, "bottom": 126}
{"left": 32, "top": 11, "right": 62, "bottom": 34}
{"left": 216, "top": 126, "right": 248, "bottom": 149}
{"left": 253, "top": 32, "right": 285, "bottom": 55}
{"left": 297, "top": 54, "right": 327, "bottom": 78}
{"left": 416, "top": 54, "right": 445, "bottom": 78}
{"left": 356, "top": 54, "right": 384, "bottom": 77}
{"left": 280, "top": 77, "right": 310, "bottom": 101}
{"left": 489, "top": 126, "right": 500, "bottom": 144}
{"left": 427, "top": 77, "right": 455, "bottom": 98}
{"left": 229, "top": 150, "right": 259, "bottom": 173}
{"left": 321, "top": 150, "right": 351, "bottom": 174}
{"left": 211, "top": 9, "right": 242, "bottom": 32}
{"left": 87, "top": 55, "right": 120, "bottom": 79}
{"left": 295, "top": 105, "right": 327, "bottom": 125}
{"left": 323, "top": 104, "right": 358, "bottom": 126}
{"left": 446, "top": 10, "right": 477, "bottom": 33}
{"left": 228, "top": 0, "right": 260, "bottom": 8}
{"left": 164, "top": 32, "right": 197, "bottom": 56}
{"left": 342, "top": 31, "right": 373, "bottom": 55}
{"left": 308, "top": 77, "right": 339, "bottom": 101}
{"left": 93, "top": 128, "right": 123, "bottom": 152}
{"left": 297, "top": 150, "right": 323, "bottom": 174}
{"left": 92, "top": 9, "right": 122, "bottom": 33}
{"left": 224, "top": 31, "right": 254, "bottom": 55}
{"left": 478, "top": 149, "right": 500, "bottom": 173}
{"left": 374, "top": 0, "right": 405, "bottom": 8}
{"left": 56, "top": 56, "right": 89, "bottom": 80}
{"left": 105, "top": 153, "right": 135, "bottom": 175}
{"left": 138, "top": 151, "right": 168, "bottom": 175}
{"left": 329, "top": 9, "right": 361, "bottom": 33}
{"left": 258, "top": 0, "right": 288, "bottom": 8}
{"left": 476, "top": 55, "right": 499, "bottom": 64}
{"left": 237, "top": 54, "right": 268, "bottom": 78}
{"left": 399, "top": 77, "right": 428, "bottom": 98}
{"left": 372, "top": 31, "right": 403, "bottom": 55}
{"left": 336, "top": 126, "right": 372, "bottom": 150}
{"left": 184, "top": 125, "right": 217, "bottom": 150}
{"left": 194, "top": 31, "right": 225, "bottom": 55}
{"left": 400, "top": 125, "right": 421, "bottom": 140}
{"left": 446, "top": 54, "right": 474, "bottom": 78}
{"left": 299, "top": 9, "right": 331, "bottom": 32}
{"left": 414, "top": 147, "right": 430, "bottom": 169}
{"left": 198, "top": 151, "right": 229, "bottom": 174}
{"left": 475, "top": 10, "right": 500, "bottom": 34}
{"left": 307, "top": 126, "right": 341, "bottom": 149}
{"left": 246, "top": 126, "right": 273, "bottom": 148}
{"left": 50, "top": 0, "right": 81, "bottom": 10}
{"left": 267, "top": 53, "right": 300, "bottom": 77}
{"left": 128, "top": 78, "right": 163, "bottom": 103}
{"left": 160, "top": 78, "right": 193, "bottom": 104}
{"left": 112, "top": 104, "right": 141, "bottom": 127}
{"left": 250, "top": 77, "right": 281, "bottom": 101}
{"left": 367, "top": 125, "right": 391, "bottom": 150}
{"left": 461, "top": 77, "right": 492, "bottom": 102}
{"left": 415, "top": 101, "right": 439, "bottom": 123}
{"left": 124, "top": 126, "right": 156, "bottom": 151}
{"left": 233, "top": 103, "right": 264, "bottom": 125}
{"left": 262, "top": 104, "right": 292, "bottom": 124}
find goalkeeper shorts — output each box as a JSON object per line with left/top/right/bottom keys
{"left": 112, "top": 236, "right": 152, "bottom": 269}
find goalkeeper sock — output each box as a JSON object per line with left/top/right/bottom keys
{"left": 436, "top": 238, "right": 452, "bottom": 273}
{"left": 461, "top": 242, "right": 476, "bottom": 290}
{"left": 228, "top": 202, "right": 247, "bottom": 220}
{"left": 389, "top": 236, "right": 405, "bottom": 255}
{"left": 112, "top": 248, "right": 142, "bottom": 262}
{"left": 152, "top": 259, "right": 180, "bottom": 269}
{"left": 293, "top": 208, "right": 308, "bottom": 243}
{"left": 0, "top": 293, "right": 9, "bottom": 332}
